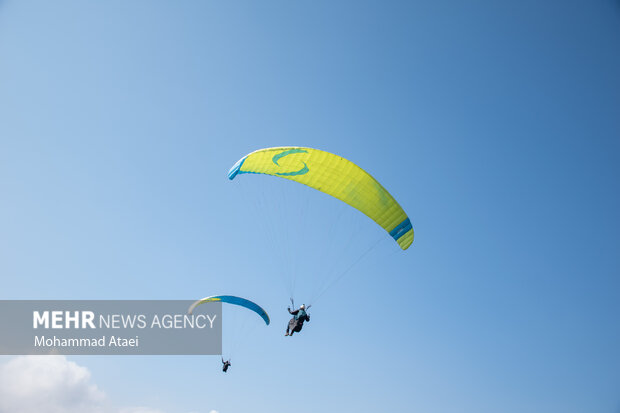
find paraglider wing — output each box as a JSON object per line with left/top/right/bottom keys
{"left": 228, "top": 147, "right": 414, "bottom": 250}
{"left": 188, "top": 295, "right": 270, "bottom": 325}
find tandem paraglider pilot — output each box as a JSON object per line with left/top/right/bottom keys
{"left": 285, "top": 304, "right": 310, "bottom": 336}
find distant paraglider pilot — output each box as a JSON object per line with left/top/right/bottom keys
{"left": 222, "top": 358, "right": 231, "bottom": 373}
{"left": 285, "top": 304, "right": 310, "bottom": 336}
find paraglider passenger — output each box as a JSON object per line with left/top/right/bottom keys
{"left": 285, "top": 304, "right": 310, "bottom": 336}
{"left": 222, "top": 358, "right": 231, "bottom": 372}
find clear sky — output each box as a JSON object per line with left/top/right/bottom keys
{"left": 1, "top": 1, "right": 619, "bottom": 413}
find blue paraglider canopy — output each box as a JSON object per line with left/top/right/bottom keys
{"left": 188, "top": 295, "right": 270, "bottom": 325}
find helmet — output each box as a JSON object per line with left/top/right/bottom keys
{"left": 300, "top": 304, "right": 306, "bottom": 310}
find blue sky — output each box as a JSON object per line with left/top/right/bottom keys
{"left": 1, "top": 1, "right": 619, "bottom": 412}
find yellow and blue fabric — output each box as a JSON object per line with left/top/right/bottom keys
{"left": 188, "top": 295, "right": 270, "bottom": 325}
{"left": 228, "top": 147, "right": 414, "bottom": 250}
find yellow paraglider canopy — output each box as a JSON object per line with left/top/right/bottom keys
{"left": 228, "top": 147, "right": 413, "bottom": 250}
